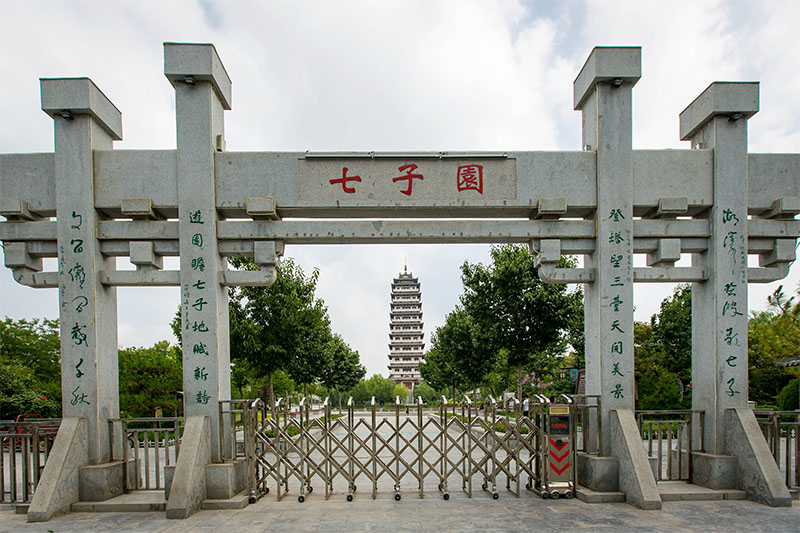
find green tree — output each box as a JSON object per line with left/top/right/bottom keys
{"left": 433, "top": 307, "right": 495, "bottom": 401}
{"left": 414, "top": 382, "right": 437, "bottom": 403}
{"left": 230, "top": 358, "right": 253, "bottom": 399}
{"left": 118, "top": 341, "right": 182, "bottom": 417}
{"left": 460, "top": 245, "right": 580, "bottom": 399}
{"left": 746, "top": 285, "right": 800, "bottom": 405}
{"left": 319, "top": 334, "right": 366, "bottom": 409}
{"left": 420, "top": 345, "right": 466, "bottom": 402}
{"left": 228, "top": 257, "right": 331, "bottom": 412}
{"left": 349, "top": 379, "right": 370, "bottom": 405}
{"left": 650, "top": 284, "right": 692, "bottom": 400}
{"left": 394, "top": 384, "right": 410, "bottom": 403}
{"left": 567, "top": 289, "right": 586, "bottom": 368}
{"left": 0, "top": 317, "right": 62, "bottom": 418}
{"left": 634, "top": 321, "right": 683, "bottom": 409}
{"left": 776, "top": 378, "right": 798, "bottom": 411}
{"left": 365, "top": 374, "right": 396, "bottom": 405}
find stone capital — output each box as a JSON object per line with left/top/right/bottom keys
{"left": 573, "top": 47, "right": 641, "bottom": 110}
{"left": 679, "top": 82, "right": 759, "bottom": 141}
{"left": 40, "top": 78, "right": 122, "bottom": 140}
{"left": 164, "top": 42, "right": 232, "bottom": 110}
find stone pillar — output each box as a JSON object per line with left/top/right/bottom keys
{"left": 681, "top": 83, "right": 758, "bottom": 453}
{"left": 574, "top": 47, "right": 641, "bottom": 455}
{"left": 165, "top": 43, "right": 232, "bottom": 462}
{"left": 41, "top": 78, "right": 123, "bottom": 464}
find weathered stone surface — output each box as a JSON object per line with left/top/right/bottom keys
{"left": 725, "top": 408, "right": 792, "bottom": 507}
{"left": 78, "top": 460, "right": 134, "bottom": 502}
{"left": 27, "top": 418, "right": 88, "bottom": 522}
{"left": 577, "top": 453, "right": 619, "bottom": 493}
{"left": 166, "top": 416, "right": 211, "bottom": 519}
{"left": 608, "top": 410, "right": 661, "bottom": 510}
{"left": 168, "top": 42, "right": 231, "bottom": 463}
{"left": 205, "top": 460, "right": 245, "bottom": 500}
{"left": 691, "top": 452, "right": 737, "bottom": 489}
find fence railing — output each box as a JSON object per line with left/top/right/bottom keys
{"left": 0, "top": 419, "right": 61, "bottom": 503}
{"left": 635, "top": 410, "right": 704, "bottom": 481}
{"left": 754, "top": 409, "right": 799, "bottom": 490}
{"left": 108, "top": 417, "right": 184, "bottom": 491}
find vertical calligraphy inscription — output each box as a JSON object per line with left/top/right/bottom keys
{"left": 183, "top": 209, "right": 214, "bottom": 407}
{"left": 59, "top": 208, "right": 92, "bottom": 409}
{"left": 606, "top": 208, "right": 631, "bottom": 401}
{"left": 719, "top": 207, "right": 746, "bottom": 399}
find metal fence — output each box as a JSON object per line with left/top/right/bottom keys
{"left": 754, "top": 409, "right": 799, "bottom": 490}
{"left": 247, "top": 394, "right": 575, "bottom": 502}
{"left": 108, "top": 417, "right": 184, "bottom": 491}
{"left": 635, "top": 410, "right": 704, "bottom": 481}
{"left": 0, "top": 419, "right": 60, "bottom": 503}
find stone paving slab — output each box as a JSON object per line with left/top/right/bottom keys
{"left": 1, "top": 491, "right": 798, "bottom": 532}
{"left": 657, "top": 480, "right": 747, "bottom": 501}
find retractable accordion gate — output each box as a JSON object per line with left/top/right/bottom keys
{"left": 249, "top": 395, "right": 576, "bottom": 502}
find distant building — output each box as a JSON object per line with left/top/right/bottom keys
{"left": 387, "top": 265, "right": 425, "bottom": 391}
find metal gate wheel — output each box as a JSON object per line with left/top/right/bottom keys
{"left": 443, "top": 493, "right": 449, "bottom": 500}
{"left": 395, "top": 493, "right": 401, "bottom": 501}
{"left": 307, "top": 486, "right": 313, "bottom": 493}
{"left": 492, "top": 492, "right": 499, "bottom": 500}
{"left": 347, "top": 494, "right": 353, "bottom": 502}
{"left": 298, "top": 495, "right": 305, "bottom": 503}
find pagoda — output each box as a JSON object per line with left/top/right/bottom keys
{"left": 387, "top": 265, "right": 425, "bottom": 391}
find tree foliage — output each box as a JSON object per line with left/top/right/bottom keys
{"left": 460, "top": 245, "right": 580, "bottom": 397}
{"left": 118, "top": 341, "right": 183, "bottom": 417}
{"left": 434, "top": 307, "right": 494, "bottom": 393}
{"left": 420, "top": 346, "right": 465, "bottom": 400}
{"left": 634, "top": 322, "right": 684, "bottom": 409}
{"left": 748, "top": 285, "right": 800, "bottom": 405}
{"left": 0, "top": 317, "right": 62, "bottom": 418}
{"left": 228, "top": 257, "right": 332, "bottom": 406}
{"left": 649, "top": 284, "right": 692, "bottom": 399}
{"left": 319, "top": 334, "right": 366, "bottom": 394}
{"left": 414, "top": 382, "right": 437, "bottom": 403}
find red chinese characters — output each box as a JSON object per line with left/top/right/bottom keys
{"left": 392, "top": 164, "right": 424, "bottom": 196}
{"left": 327, "top": 162, "right": 487, "bottom": 197}
{"left": 330, "top": 167, "right": 361, "bottom": 193}
{"left": 457, "top": 164, "right": 483, "bottom": 194}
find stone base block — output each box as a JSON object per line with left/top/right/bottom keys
{"left": 78, "top": 460, "right": 136, "bottom": 502}
{"left": 577, "top": 453, "right": 619, "bottom": 493}
{"left": 691, "top": 452, "right": 737, "bottom": 490}
{"left": 205, "top": 460, "right": 246, "bottom": 500}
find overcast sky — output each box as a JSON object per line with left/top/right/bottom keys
{"left": 1, "top": 1, "right": 799, "bottom": 378}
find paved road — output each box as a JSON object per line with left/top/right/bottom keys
{"left": 1, "top": 493, "right": 799, "bottom": 532}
